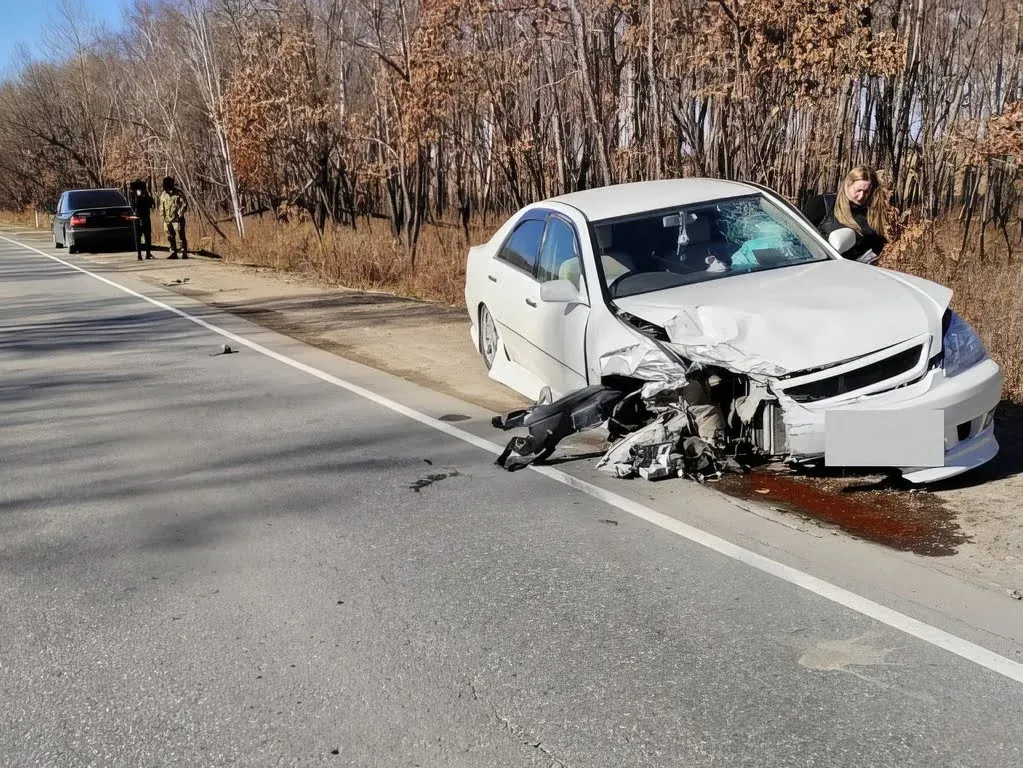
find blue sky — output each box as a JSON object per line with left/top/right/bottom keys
{"left": 0, "top": 0, "right": 126, "bottom": 74}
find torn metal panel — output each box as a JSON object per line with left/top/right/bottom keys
{"left": 660, "top": 308, "right": 788, "bottom": 379}
{"left": 599, "top": 343, "right": 688, "bottom": 382}
{"left": 639, "top": 379, "right": 687, "bottom": 403}
{"left": 613, "top": 259, "right": 939, "bottom": 375}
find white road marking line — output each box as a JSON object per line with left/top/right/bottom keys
{"left": 4, "top": 232, "right": 1023, "bottom": 686}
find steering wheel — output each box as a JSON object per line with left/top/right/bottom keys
{"left": 606, "top": 270, "right": 634, "bottom": 298}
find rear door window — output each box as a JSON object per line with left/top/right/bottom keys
{"left": 67, "top": 190, "right": 129, "bottom": 210}
{"left": 496, "top": 218, "right": 545, "bottom": 276}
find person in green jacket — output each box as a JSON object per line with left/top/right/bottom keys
{"left": 159, "top": 176, "right": 189, "bottom": 259}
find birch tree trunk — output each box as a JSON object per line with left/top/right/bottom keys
{"left": 185, "top": 4, "right": 245, "bottom": 237}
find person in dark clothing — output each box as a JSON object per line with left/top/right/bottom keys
{"left": 128, "top": 179, "right": 155, "bottom": 260}
{"left": 803, "top": 165, "right": 888, "bottom": 263}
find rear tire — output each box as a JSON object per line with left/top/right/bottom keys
{"left": 66, "top": 230, "right": 78, "bottom": 254}
{"left": 53, "top": 231, "right": 63, "bottom": 249}
{"left": 479, "top": 304, "right": 499, "bottom": 370}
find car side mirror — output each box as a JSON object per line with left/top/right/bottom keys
{"left": 539, "top": 279, "right": 582, "bottom": 304}
{"left": 828, "top": 227, "right": 857, "bottom": 255}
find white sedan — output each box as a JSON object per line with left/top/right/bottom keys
{"left": 464, "top": 179, "right": 1001, "bottom": 483}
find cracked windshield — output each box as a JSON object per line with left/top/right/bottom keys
{"left": 595, "top": 194, "right": 831, "bottom": 298}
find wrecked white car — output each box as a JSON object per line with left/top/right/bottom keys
{"left": 465, "top": 179, "right": 1001, "bottom": 484}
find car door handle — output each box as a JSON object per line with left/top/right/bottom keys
{"left": 488, "top": 275, "right": 498, "bottom": 283}
{"left": 525, "top": 298, "right": 537, "bottom": 307}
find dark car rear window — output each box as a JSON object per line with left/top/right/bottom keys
{"left": 67, "top": 189, "right": 129, "bottom": 209}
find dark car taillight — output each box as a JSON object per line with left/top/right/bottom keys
{"left": 69, "top": 214, "right": 87, "bottom": 227}
{"left": 121, "top": 212, "right": 138, "bottom": 222}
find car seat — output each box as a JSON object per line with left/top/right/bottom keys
{"left": 594, "top": 224, "right": 638, "bottom": 283}
{"left": 679, "top": 214, "right": 730, "bottom": 270}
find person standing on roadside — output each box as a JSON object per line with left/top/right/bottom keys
{"left": 802, "top": 165, "right": 888, "bottom": 264}
{"left": 159, "top": 176, "right": 189, "bottom": 259}
{"left": 128, "top": 179, "right": 155, "bottom": 260}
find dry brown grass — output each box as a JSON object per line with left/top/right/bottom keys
{"left": 882, "top": 217, "right": 1023, "bottom": 402}
{"left": 214, "top": 216, "right": 493, "bottom": 306}
{"left": 0, "top": 209, "right": 49, "bottom": 229}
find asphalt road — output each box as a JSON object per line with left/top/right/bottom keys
{"left": 2, "top": 235, "right": 1023, "bottom": 768}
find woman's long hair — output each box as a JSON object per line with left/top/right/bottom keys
{"left": 834, "top": 165, "right": 887, "bottom": 238}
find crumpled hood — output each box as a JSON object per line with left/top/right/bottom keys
{"left": 614, "top": 259, "right": 951, "bottom": 377}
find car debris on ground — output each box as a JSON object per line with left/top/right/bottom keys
{"left": 492, "top": 371, "right": 752, "bottom": 483}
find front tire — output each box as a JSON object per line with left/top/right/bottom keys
{"left": 479, "top": 303, "right": 499, "bottom": 370}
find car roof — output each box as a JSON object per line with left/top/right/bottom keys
{"left": 65, "top": 188, "right": 123, "bottom": 194}
{"left": 547, "top": 178, "right": 758, "bottom": 222}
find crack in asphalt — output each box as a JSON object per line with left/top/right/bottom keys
{"left": 494, "top": 711, "right": 570, "bottom": 768}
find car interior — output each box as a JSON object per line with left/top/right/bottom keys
{"left": 591, "top": 207, "right": 742, "bottom": 296}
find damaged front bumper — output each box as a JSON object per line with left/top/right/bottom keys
{"left": 779, "top": 357, "right": 1002, "bottom": 483}
{"left": 610, "top": 306, "right": 1003, "bottom": 483}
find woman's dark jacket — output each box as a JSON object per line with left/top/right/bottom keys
{"left": 802, "top": 193, "right": 886, "bottom": 261}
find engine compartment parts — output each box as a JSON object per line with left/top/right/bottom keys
{"left": 491, "top": 373, "right": 757, "bottom": 482}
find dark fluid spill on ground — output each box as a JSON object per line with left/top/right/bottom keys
{"left": 717, "top": 469, "right": 970, "bottom": 556}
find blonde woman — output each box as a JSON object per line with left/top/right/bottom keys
{"left": 803, "top": 166, "right": 888, "bottom": 263}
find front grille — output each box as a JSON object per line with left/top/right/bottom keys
{"left": 784, "top": 345, "right": 924, "bottom": 403}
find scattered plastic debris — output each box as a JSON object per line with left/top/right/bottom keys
{"left": 1010, "top": 589, "right": 1023, "bottom": 601}
{"left": 493, "top": 385, "right": 624, "bottom": 471}
{"left": 492, "top": 379, "right": 750, "bottom": 482}
{"left": 210, "top": 343, "right": 237, "bottom": 356}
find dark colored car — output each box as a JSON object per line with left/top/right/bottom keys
{"left": 52, "top": 188, "right": 137, "bottom": 254}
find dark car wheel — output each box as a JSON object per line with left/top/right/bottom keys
{"left": 53, "top": 230, "right": 63, "bottom": 248}
{"left": 65, "top": 229, "right": 78, "bottom": 254}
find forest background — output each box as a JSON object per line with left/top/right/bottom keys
{"left": 1, "top": 0, "right": 1022, "bottom": 395}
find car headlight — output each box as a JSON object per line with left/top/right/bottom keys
{"left": 942, "top": 311, "right": 987, "bottom": 377}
